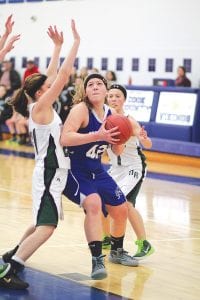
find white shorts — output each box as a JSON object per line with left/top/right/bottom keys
{"left": 108, "top": 164, "right": 144, "bottom": 197}
{"left": 32, "top": 166, "right": 68, "bottom": 226}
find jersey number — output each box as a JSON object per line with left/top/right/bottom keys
{"left": 86, "top": 145, "right": 108, "bottom": 159}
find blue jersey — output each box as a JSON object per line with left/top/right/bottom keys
{"left": 66, "top": 104, "right": 111, "bottom": 172}
{"left": 63, "top": 103, "right": 126, "bottom": 213}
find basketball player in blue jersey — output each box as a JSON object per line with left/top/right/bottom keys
{"left": 102, "top": 84, "right": 154, "bottom": 259}
{"left": 61, "top": 73, "right": 139, "bottom": 281}
{"left": 0, "top": 20, "right": 80, "bottom": 290}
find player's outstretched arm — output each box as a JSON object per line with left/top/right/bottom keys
{"left": 0, "top": 34, "right": 20, "bottom": 63}
{"left": 0, "top": 15, "right": 14, "bottom": 51}
{"left": 36, "top": 19, "right": 80, "bottom": 110}
{"left": 46, "top": 25, "right": 64, "bottom": 82}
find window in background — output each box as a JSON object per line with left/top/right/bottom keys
{"left": 148, "top": 58, "right": 156, "bottom": 72}
{"left": 132, "top": 58, "right": 139, "bottom": 71}
{"left": 87, "top": 57, "right": 93, "bottom": 69}
{"left": 183, "top": 59, "right": 192, "bottom": 73}
{"left": 101, "top": 58, "right": 108, "bottom": 71}
{"left": 22, "top": 57, "right": 27, "bottom": 68}
{"left": 165, "top": 58, "right": 173, "bottom": 72}
{"left": 74, "top": 57, "right": 79, "bottom": 70}
{"left": 8, "top": 0, "right": 24, "bottom": 2}
{"left": 10, "top": 57, "right": 15, "bottom": 68}
{"left": 34, "top": 57, "right": 39, "bottom": 67}
{"left": 46, "top": 57, "right": 51, "bottom": 68}
{"left": 116, "top": 58, "right": 123, "bottom": 71}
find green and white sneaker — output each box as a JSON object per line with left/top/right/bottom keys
{"left": 109, "top": 248, "right": 138, "bottom": 266}
{"left": 102, "top": 236, "right": 111, "bottom": 250}
{"left": 91, "top": 254, "right": 107, "bottom": 280}
{"left": 0, "top": 263, "right": 11, "bottom": 278}
{"left": 0, "top": 263, "right": 29, "bottom": 290}
{"left": 133, "top": 239, "right": 154, "bottom": 260}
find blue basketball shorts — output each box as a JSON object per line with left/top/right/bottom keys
{"left": 62, "top": 169, "right": 126, "bottom": 212}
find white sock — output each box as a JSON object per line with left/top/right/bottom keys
{"left": 12, "top": 255, "right": 25, "bottom": 266}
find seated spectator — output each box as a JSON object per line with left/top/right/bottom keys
{"left": 175, "top": 66, "right": 191, "bottom": 87}
{"left": 78, "top": 66, "right": 89, "bottom": 81}
{"left": 0, "top": 60, "right": 21, "bottom": 97}
{"left": 0, "top": 84, "right": 7, "bottom": 112}
{"left": 0, "top": 84, "right": 12, "bottom": 126}
{"left": 23, "top": 59, "right": 40, "bottom": 82}
{"left": 58, "top": 76, "right": 83, "bottom": 122}
{"left": 105, "top": 70, "right": 117, "bottom": 88}
{"left": 5, "top": 110, "right": 28, "bottom": 145}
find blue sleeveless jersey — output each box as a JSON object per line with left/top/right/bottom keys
{"left": 63, "top": 104, "right": 126, "bottom": 213}
{"left": 66, "top": 104, "right": 111, "bottom": 172}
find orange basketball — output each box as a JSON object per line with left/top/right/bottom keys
{"left": 105, "top": 114, "right": 132, "bottom": 144}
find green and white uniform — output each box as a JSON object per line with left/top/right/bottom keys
{"left": 29, "top": 103, "right": 70, "bottom": 226}
{"left": 107, "top": 136, "right": 146, "bottom": 206}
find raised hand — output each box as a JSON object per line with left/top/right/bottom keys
{"left": 71, "top": 19, "right": 80, "bottom": 43}
{"left": 0, "top": 34, "right": 20, "bottom": 62}
{"left": 5, "top": 14, "right": 14, "bottom": 35}
{"left": 47, "top": 25, "right": 63, "bottom": 47}
{"left": 5, "top": 34, "right": 20, "bottom": 52}
{"left": 0, "top": 15, "right": 15, "bottom": 51}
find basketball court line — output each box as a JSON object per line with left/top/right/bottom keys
{"left": 0, "top": 259, "right": 128, "bottom": 300}
{"left": 1, "top": 147, "right": 200, "bottom": 186}
{"left": 1, "top": 184, "right": 200, "bottom": 235}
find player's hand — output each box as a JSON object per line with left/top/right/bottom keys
{"left": 47, "top": 25, "right": 64, "bottom": 47}
{"left": 5, "top": 15, "right": 14, "bottom": 35}
{"left": 4, "top": 34, "right": 20, "bottom": 52}
{"left": 96, "top": 121, "right": 120, "bottom": 144}
{"left": 139, "top": 126, "right": 148, "bottom": 140}
{"left": 71, "top": 19, "right": 80, "bottom": 44}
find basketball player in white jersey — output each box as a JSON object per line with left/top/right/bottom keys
{"left": 102, "top": 84, "right": 155, "bottom": 259}
{"left": 0, "top": 19, "right": 80, "bottom": 290}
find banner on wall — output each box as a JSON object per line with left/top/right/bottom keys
{"left": 156, "top": 92, "right": 197, "bottom": 126}
{"left": 124, "top": 90, "right": 154, "bottom": 121}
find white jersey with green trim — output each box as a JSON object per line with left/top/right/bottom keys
{"left": 107, "top": 136, "right": 144, "bottom": 169}
{"left": 28, "top": 103, "right": 70, "bottom": 169}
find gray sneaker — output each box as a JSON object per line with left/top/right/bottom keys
{"left": 91, "top": 254, "right": 107, "bottom": 280}
{"left": 109, "top": 248, "right": 138, "bottom": 266}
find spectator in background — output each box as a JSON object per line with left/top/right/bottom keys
{"left": 5, "top": 109, "right": 28, "bottom": 145}
{"left": 78, "top": 66, "right": 89, "bottom": 80}
{"left": 175, "top": 66, "right": 191, "bottom": 87}
{"left": 23, "top": 59, "right": 40, "bottom": 82}
{"left": 0, "top": 59, "right": 21, "bottom": 97}
{"left": 0, "top": 84, "right": 12, "bottom": 125}
{"left": 0, "top": 84, "right": 7, "bottom": 107}
{"left": 0, "top": 84, "right": 11, "bottom": 125}
{"left": 105, "top": 70, "right": 117, "bottom": 88}
{"left": 0, "top": 15, "right": 20, "bottom": 131}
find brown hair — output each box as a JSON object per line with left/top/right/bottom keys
{"left": 9, "top": 73, "right": 47, "bottom": 117}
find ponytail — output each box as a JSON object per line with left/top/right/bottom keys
{"left": 8, "top": 88, "right": 29, "bottom": 118}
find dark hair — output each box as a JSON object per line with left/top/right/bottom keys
{"left": 84, "top": 73, "right": 107, "bottom": 90}
{"left": 106, "top": 70, "right": 117, "bottom": 81}
{"left": 9, "top": 73, "right": 47, "bottom": 117}
{"left": 109, "top": 84, "right": 127, "bottom": 99}
{"left": 178, "top": 66, "right": 186, "bottom": 75}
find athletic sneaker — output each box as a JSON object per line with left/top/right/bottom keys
{"left": 91, "top": 254, "right": 107, "bottom": 280}
{"left": 0, "top": 263, "right": 29, "bottom": 290}
{"left": 133, "top": 239, "right": 154, "bottom": 260}
{"left": 102, "top": 236, "right": 111, "bottom": 250}
{"left": 109, "top": 248, "right": 138, "bottom": 266}
{"left": 2, "top": 245, "right": 19, "bottom": 263}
